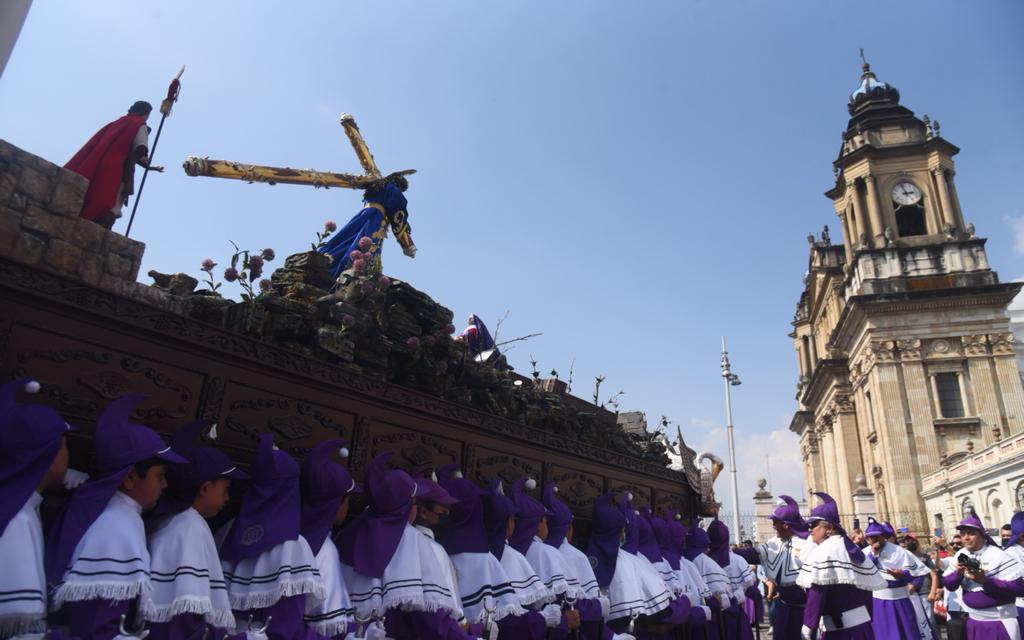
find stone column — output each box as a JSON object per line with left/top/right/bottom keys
{"left": 752, "top": 481, "right": 775, "bottom": 544}
{"left": 933, "top": 168, "right": 957, "bottom": 231}
{"left": 838, "top": 211, "right": 854, "bottom": 264}
{"left": 991, "top": 333, "right": 1024, "bottom": 436}
{"left": 864, "top": 175, "right": 886, "bottom": 245}
{"left": 832, "top": 396, "right": 864, "bottom": 516}
{"left": 898, "top": 339, "right": 942, "bottom": 471}
{"left": 852, "top": 475, "right": 877, "bottom": 528}
{"left": 818, "top": 418, "right": 841, "bottom": 500}
{"left": 869, "top": 341, "right": 922, "bottom": 516}
{"left": 963, "top": 335, "right": 1002, "bottom": 445}
{"left": 848, "top": 181, "right": 868, "bottom": 245}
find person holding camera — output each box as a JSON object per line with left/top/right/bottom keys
{"left": 942, "top": 514, "right": 1024, "bottom": 638}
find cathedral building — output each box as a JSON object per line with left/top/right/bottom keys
{"left": 789, "top": 60, "right": 1024, "bottom": 534}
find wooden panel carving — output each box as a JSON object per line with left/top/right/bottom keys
{"left": 221, "top": 381, "right": 355, "bottom": 458}
{"left": 367, "top": 420, "right": 462, "bottom": 473}
{"left": 607, "top": 479, "right": 653, "bottom": 510}
{"left": 4, "top": 323, "right": 201, "bottom": 437}
{"left": 467, "top": 446, "right": 543, "bottom": 488}
{"left": 548, "top": 465, "right": 605, "bottom": 513}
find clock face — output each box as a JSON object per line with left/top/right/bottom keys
{"left": 892, "top": 181, "right": 922, "bottom": 206}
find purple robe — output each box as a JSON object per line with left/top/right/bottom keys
{"left": 237, "top": 594, "right": 330, "bottom": 640}
{"left": 944, "top": 570, "right": 1024, "bottom": 640}
{"left": 148, "top": 613, "right": 244, "bottom": 640}
{"left": 804, "top": 584, "right": 875, "bottom": 639}
{"left": 385, "top": 609, "right": 478, "bottom": 640}
{"left": 64, "top": 598, "right": 133, "bottom": 640}
{"left": 497, "top": 610, "right": 547, "bottom": 639}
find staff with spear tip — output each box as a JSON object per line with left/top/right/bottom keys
{"left": 125, "top": 65, "right": 184, "bottom": 238}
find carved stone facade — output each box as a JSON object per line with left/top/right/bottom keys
{"left": 788, "top": 63, "right": 1024, "bottom": 533}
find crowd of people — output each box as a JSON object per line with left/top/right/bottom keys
{"left": 4, "top": 376, "right": 1024, "bottom": 640}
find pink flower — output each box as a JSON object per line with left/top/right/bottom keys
{"left": 342, "top": 314, "right": 355, "bottom": 328}
{"left": 445, "top": 324, "right": 456, "bottom": 335}
{"left": 377, "top": 276, "right": 391, "bottom": 289}
{"left": 250, "top": 266, "right": 263, "bottom": 279}
{"left": 325, "top": 220, "right": 337, "bottom": 233}
{"left": 352, "top": 259, "right": 366, "bottom": 272}
{"left": 406, "top": 336, "right": 420, "bottom": 348}
{"left": 201, "top": 258, "right": 215, "bottom": 272}
{"left": 360, "top": 282, "right": 375, "bottom": 295}
{"left": 362, "top": 252, "right": 374, "bottom": 262}
{"left": 424, "top": 335, "right": 436, "bottom": 347}
{"left": 358, "top": 236, "right": 372, "bottom": 250}
{"left": 349, "top": 250, "right": 363, "bottom": 263}
{"left": 261, "top": 248, "right": 275, "bottom": 261}
{"left": 248, "top": 255, "right": 264, "bottom": 271}
{"left": 223, "top": 267, "right": 239, "bottom": 282}
{"left": 258, "top": 279, "right": 272, "bottom": 293}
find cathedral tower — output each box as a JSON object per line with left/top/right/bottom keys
{"left": 789, "top": 58, "right": 1024, "bottom": 530}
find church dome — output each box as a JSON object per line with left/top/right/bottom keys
{"left": 848, "top": 57, "right": 901, "bottom": 115}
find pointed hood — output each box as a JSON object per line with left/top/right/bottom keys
{"left": 957, "top": 513, "right": 998, "bottom": 548}
{"left": 508, "top": 477, "right": 550, "bottom": 555}
{"left": 436, "top": 464, "right": 488, "bottom": 555}
{"left": 864, "top": 517, "right": 892, "bottom": 539}
{"left": 621, "top": 493, "right": 640, "bottom": 555}
{"left": 157, "top": 419, "right": 248, "bottom": 517}
{"left": 1006, "top": 512, "right": 1024, "bottom": 550}
{"left": 220, "top": 435, "right": 301, "bottom": 563}
{"left": 637, "top": 508, "right": 663, "bottom": 565}
{"left": 336, "top": 451, "right": 417, "bottom": 578}
{"left": 586, "top": 492, "right": 627, "bottom": 588}
{"left": 771, "top": 494, "right": 808, "bottom": 535}
{"left": 0, "top": 379, "right": 75, "bottom": 534}
{"left": 413, "top": 469, "right": 459, "bottom": 507}
{"left": 300, "top": 439, "right": 355, "bottom": 555}
{"left": 684, "top": 519, "right": 711, "bottom": 561}
{"left": 806, "top": 492, "right": 843, "bottom": 533}
{"left": 482, "top": 478, "right": 516, "bottom": 559}
{"left": 706, "top": 519, "right": 731, "bottom": 568}
{"left": 45, "top": 395, "right": 185, "bottom": 586}
{"left": 658, "top": 510, "right": 684, "bottom": 570}
{"left": 542, "top": 482, "right": 573, "bottom": 548}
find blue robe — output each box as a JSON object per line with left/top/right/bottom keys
{"left": 319, "top": 183, "right": 409, "bottom": 279}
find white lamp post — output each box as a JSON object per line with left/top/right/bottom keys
{"left": 721, "top": 336, "right": 742, "bottom": 545}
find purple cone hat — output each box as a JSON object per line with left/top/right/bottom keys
{"left": 806, "top": 492, "right": 844, "bottom": 533}
{"left": 0, "top": 379, "right": 75, "bottom": 535}
{"left": 300, "top": 439, "right": 355, "bottom": 555}
{"left": 621, "top": 493, "right": 640, "bottom": 555}
{"left": 542, "top": 482, "right": 573, "bottom": 548}
{"left": 637, "top": 508, "right": 664, "bottom": 565}
{"left": 586, "top": 492, "right": 627, "bottom": 588}
{"left": 337, "top": 451, "right": 417, "bottom": 579}
{"left": 437, "top": 464, "right": 488, "bottom": 555}
{"left": 414, "top": 470, "right": 459, "bottom": 507}
{"left": 157, "top": 419, "right": 249, "bottom": 517}
{"left": 1005, "top": 512, "right": 1024, "bottom": 550}
{"left": 220, "top": 434, "right": 301, "bottom": 563}
{"left": 44, "top": 395, "right": 186, "bottom": 586}
{"left": 482, "top": 478, "right": 517, "bottom": 559}
{"left": 957, "top": 512, "right": 998, "bottom": 548}
{"left": 658, "top": 510, "right": 684, "bottom": 570}
{"left": 707, "top": 519, "right": 731, "bottom": 568}
{"left": 684, "top": 519, "right": 711, "bottom": 562}
{"left": 864, "top": 517, "right": 891, "bottom": 539}
{"left": 771, "top": 494, "right": 808, "bottom": 535}
{"left": 509, "top": 477, "right": 550, "bottom": 555}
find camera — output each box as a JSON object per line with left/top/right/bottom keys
{"left": 956, "top": 552, "right": 982, "bottom": 572}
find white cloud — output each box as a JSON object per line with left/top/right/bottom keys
{"left": 1005, "top": 215, "right": 1024, "bottom": 255}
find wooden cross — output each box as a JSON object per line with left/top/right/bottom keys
{"left": 182, "top": 113, "right": 415, "bottom": 190}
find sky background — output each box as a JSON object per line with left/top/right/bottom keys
{"left": 3, "top": 1, "right": 1023, "bottom": 515}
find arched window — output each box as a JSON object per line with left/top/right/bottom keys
{"left": 896, "top": 205, "right": 927, "bottom": 237}
{"left": 962, "top": 497, "right": 975, "bottom": 519}
{"left": 1015, "top": 481, "right": 1024, "bottom": 511}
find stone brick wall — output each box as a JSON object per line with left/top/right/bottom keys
{"left": 0, "top": 139, "right": 177, "bottom": 310}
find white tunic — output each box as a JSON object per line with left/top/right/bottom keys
{"left": 0, "top": 493, "right": 46, "bottom": 637}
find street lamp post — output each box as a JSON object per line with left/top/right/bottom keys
{"left": 721, "top": 336, "right": 742, "bottom": 545}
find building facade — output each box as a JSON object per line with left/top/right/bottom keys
{"left": 788, "top": 60, "right": 1024, "bottom": 534}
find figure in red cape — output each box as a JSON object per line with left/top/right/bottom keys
{"left": 64, "top": 100, "right": 164, "bottom": 228}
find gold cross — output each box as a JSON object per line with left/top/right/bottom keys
{"left": 182, "top": 114, "right": 415, "bottom": 191}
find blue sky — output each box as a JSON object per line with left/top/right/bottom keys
{"left": 3, "top": 1, "right": 1023, "bottom": 510}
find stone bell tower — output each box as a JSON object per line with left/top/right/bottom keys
{"left": 789, "top": 57, "right": 1024, "bottom": 531}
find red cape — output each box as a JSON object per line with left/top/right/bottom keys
{"left": 64, "top": 114, "right": 147, "bottom": 221}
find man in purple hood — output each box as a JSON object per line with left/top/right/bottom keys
{"left": 706, "top": 520, "right": 754, "bottom": 640}
{"left": 796, "top": 493, "right": 885, "bottom": 639}
{"left": 0, "top": 379, "right": 74, "bottom": 638}
{"left": 942, "top": 513, "right": 1024, "bottom": 638}
{"left": 733, "top": 495, "right": 812, "bottom": 639}
{"left": 45, "top": 395, "right": 188, "bottom": 640}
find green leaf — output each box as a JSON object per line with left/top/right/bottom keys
{"left": 231, "top": 253, "right": 239, "bottom": 269}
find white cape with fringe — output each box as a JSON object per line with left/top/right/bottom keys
{"left": 304, "top": 537, "right": 354, "bottom": 637}
{"left": 606, "top": 549, "right": 673, "bottom": 621}
{"left": 524, "top": 537, "right": 580, "bottom": 600}
{"left": 691, "top": 552, "right": 732, "bottom": 605}
{"left": 342, "top": 523, "right": 462, "bottom": 621}
{"left": 499, "top": 543, "right": 552, "bottom": 607}
{"left": 219, "top": 532, "right": 325, "bottom": 612}
{"left": 52, "top": 491, "right": 150, "bottom": 609}
{"left": 0, "top": 494, "right": 47, "bottom": 637}
{"left": 796, "top": 534, "right": 886, "bottom": 591}
{"left": 143, "top": 507, "right": 236, "bottom": 629}
{"left": 558, "top": 541, "right": 601, "bottom": 598}
{"left": 449, "top": 551, "right": 525, "bottom": 624}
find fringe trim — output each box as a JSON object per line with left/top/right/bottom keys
{"left": 515, "top": 586, "right": 553, "bottom": 608}
{"left": 142, "top": 596, "right": 236, "bottom": 629}
{"left": 307, "top": 616, "right": 352, "bottom": 637}
{"left": 228, "top": 577, "right": 326, "bottom": 612}
{"left": 0, "top": 614, "right": 46, "bottom": 638}
{"left": 52, "top": 579, "right": 149, "bottom": 608}
{"left": 795, "top": 572, "right": 885, "bottom": 591}
{"left": 467, "top": 601, "right": 525, "bottom": 623}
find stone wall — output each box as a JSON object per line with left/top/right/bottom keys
{"left": 0, "top": 139, "right": 177, "bottom": 310}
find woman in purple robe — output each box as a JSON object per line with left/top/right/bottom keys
{"left": 942, "top": 514, "right": 1024, "bottom": 639}
{"left": 795, "top": 493, "right": 886, "bottom": 639}
{"left": 863, "top": 518, "right": 932, "bottom": 640}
